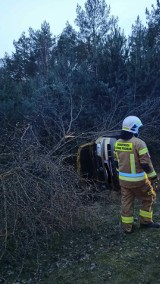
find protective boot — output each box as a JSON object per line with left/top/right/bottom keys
{"left": 140, "top": 222, "right": 160, "bottom": 229}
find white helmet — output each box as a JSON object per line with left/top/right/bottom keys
{"left": 122, "top": 116, "right": 143, "bottom": 134}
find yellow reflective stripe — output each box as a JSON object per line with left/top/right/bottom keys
{"left": 130, "top": 153, "right": 136, "bottom": 174}
{"left": 123, "top": 127, "right": 130, "bottom": 131}
{"left": 139, "top": 147, "right": 148, "bottom": 155}
{"left": 137, "top": 119, "right": 141, "bottom": 125}
{"left": 147, "top": 171, "right": 157, "bottom": 178}
{"left": 121, "top": 216, "right": 134, "bottom": 224}
{"left": 140, "top": 210, "right": 153, "bottom": 219}
{"left": 114, "top": 151, "right": 118, "bottom": 160}
{"left": 114, "top": 151, "right": 119, "bottom": 170}
{"left": 119, "top": 174, "right": 147, "bottom": 182}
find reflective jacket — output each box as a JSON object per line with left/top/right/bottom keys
{"left": 114, "top": 136, "right": 157, "bottom": 188}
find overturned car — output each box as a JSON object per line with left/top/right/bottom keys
{"left": 77, "top": 131, "right": 121, "bottom": 191}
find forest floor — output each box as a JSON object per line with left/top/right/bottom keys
{"left": 1, "top": 189, "right": 160, "bottom": 284}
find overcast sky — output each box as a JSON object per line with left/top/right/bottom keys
{"left": 0, "top": 0, "right": 157, "bottom": 58}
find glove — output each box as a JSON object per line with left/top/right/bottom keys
{"left": 149, "top": 176, "right": 159, "bottom": 191}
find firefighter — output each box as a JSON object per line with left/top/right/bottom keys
{"left": 114, "top": 115, "right": 160, "bottom": 233}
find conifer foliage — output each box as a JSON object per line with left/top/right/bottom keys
{"left": 0, "top": 0, "right": 160, "bottom": 134}
{"left": 0, "top": 1, "right": 160, "bottom": 274}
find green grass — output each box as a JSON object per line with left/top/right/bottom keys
{"left": 1, "top": 191, "right": 160, "bottom": 283}
{"left": 44, "top": 228, "right": 160, "bottom": 284}
{"left": 44, "top": 193, "right": 160, "bottom": 284}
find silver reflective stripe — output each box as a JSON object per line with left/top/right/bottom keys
{"left": 119, "top": 171, "right": 147, "bottom": 182}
